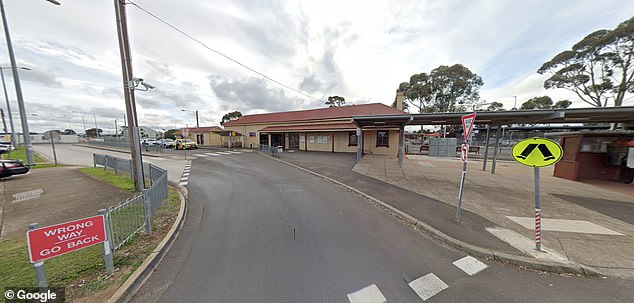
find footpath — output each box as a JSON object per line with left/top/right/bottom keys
{"left": 278, "top": 151, "right": 634, "bottom": 278}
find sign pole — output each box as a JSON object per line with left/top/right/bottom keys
{"left": 455, "top": 113, "right": 476, "bottom": 222}
{"left": 28, "top": 223, "right": 47, "bottom": 288}
{"left": 98, "top": 209, "right": 114, "bottom": 274}
{"left": 511, "top": 137, "right": 563, "bottom": 252}
{"left": 455, "top": 155, "right": 468, "bottom": 222}
{"left": 534, "top": 167, "right": 542, "bottom": 251}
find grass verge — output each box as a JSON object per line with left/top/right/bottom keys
{"left": 0, "top": 168, "right": 181, "bottom": 302}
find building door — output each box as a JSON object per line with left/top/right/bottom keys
{"left": 289, "top": 133, "right": 299, "bottom": 149}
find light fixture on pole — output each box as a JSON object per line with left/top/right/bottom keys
{"left": 0, "top": 66, "right": 28, "bottom": 148}
{"left": 181, "top": 108, "right": 199, "bottom": 129}
{"left": 114, "top": 0, "right": 155, "bottom": 192}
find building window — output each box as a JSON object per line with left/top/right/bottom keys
{"left": 376, "top": 130, "right": 389, "bottom": 147}
{"left": 348, "top": 131, "right": 357, "bottom": 146}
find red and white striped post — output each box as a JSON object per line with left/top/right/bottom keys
{"left": 534, "top": 167, "right": 542, "bottom": 251}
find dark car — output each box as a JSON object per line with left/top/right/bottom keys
{"left": 0, "top": 159, "right": 30, "bottom": 178}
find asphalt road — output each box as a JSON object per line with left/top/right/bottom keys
{"left": 130, "top": 150, "right": 633, "bottom": 303}
{"left": 31, "top": 143, "right": 187, "bottom": 182}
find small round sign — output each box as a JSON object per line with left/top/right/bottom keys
{"left": 512, "top": 138, "right": 563, "bottom": 167}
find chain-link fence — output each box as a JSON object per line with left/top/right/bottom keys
{"left": 93, "top": 154, "right": 170, "bottom": 251}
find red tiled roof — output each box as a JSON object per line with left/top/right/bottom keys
{"left": 260, "top": 123, "right": 357, "bottom": 132}
{"left": 224, "top": 103, "right": 405, "bottom": 126}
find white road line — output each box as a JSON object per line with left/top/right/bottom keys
{"left": 204, "top": 153, "right": 221, "bottom": 156}
{"left": 216, "top": 152, "right": 232, "bottom": 155}
{"left": 408, "top": 273, "right": 448, "bottom": 301}
{"left": 453, "top": 256, "right": 488, "bottom": 276}
{"left": 182, "top": 172, "right": 190, "bottom": 177}
{"left": 225, "top": 151, "right": 242, "bottom": 154}
{"left": 180, "top": 177, "right": 188, "bottom": 181}
{"left": 179, "top": 181, "right": 187, "bottom": 186}
{"left": 347, "top": 284, "right": 386, "bottom": 303}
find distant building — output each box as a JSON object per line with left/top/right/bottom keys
{"left": 224, "top": 103, "right": 406, "bottom": 155}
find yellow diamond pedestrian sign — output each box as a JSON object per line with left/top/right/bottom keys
{"left": 512, "top": 138, "right": 563, "bottom": 167}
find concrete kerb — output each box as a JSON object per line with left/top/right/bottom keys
{"left": 107, "top": 181, "right": 188, "bottom": 303}
{"left": 257, "top": 152, "right": 604, "bottom": 277}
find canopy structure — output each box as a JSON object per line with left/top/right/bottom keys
{"left": 352, "top": 106, "right": 634, "bottom": 128}
{"left": 351, "top": 106, "right": 634, "bottom": 168}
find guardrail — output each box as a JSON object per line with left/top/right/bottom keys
{"left": 93, "top": 154, "right": 169, "bottom": 251}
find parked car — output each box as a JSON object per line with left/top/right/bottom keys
{"left": 158, "top": 138, "right": 175, "bottom": 148}
{"left": 141, "top": 139, "right": 159, "bottom": 146}
{"left": 0, "top": 159, "right": 30, "bottom": 178}
{"left": 175, "top": 139, "right": 198, "bottom": 150}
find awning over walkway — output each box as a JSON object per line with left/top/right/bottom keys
{"left": 352, "top": 106, "right": 634, "bottom": 127}
{"left": 260, "top": 123, "right": 357, "bottom": 133}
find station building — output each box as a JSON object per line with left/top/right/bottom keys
{"left": 223, "top": 103, "right": 406, "bottom": 155}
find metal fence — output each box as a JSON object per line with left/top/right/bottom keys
{"left": 88, "top": 138, "right": 165, "bottom": 153}
{"left": 259, "top": 145, "right": 280, "bottom": 158}
{"left": 93, "top": 154, "right": 169, "bottom": 251}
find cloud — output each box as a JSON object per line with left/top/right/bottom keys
{"left": 15, "top": 68, "right": 62, "bottom": 88}
{"left": 209, "top": 75, "right": 319, "bottom": 113}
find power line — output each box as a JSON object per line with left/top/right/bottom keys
{"left": 126, "top": 1, "right": 324, "bottom": 102}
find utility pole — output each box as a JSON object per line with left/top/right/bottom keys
{"left": 195, "top": 110, "right": 199, "bottom": 129}
{"left": 114, "top": 119, "right": 118, "bottom": 137}
{"left": 1, "top": 0, "right": 34, "bottom": 165}
{"left": 115, "top": 0, "right": 144, "bottom": 191}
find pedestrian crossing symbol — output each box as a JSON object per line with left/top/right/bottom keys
{"left": 512, "top": 138, "right": 563, "bottom": 167}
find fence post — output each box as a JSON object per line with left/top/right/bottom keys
{"left": 93, "top": 154, "right": 96, "bottom": 168}
{"left": 98, "top": 209, "right": 114, "bottom": 275}
{"left": 143, "top": 190, "right": 152, "bottom": 235}
{"left": 128, "top": 159, "right": 133, "bottom": 179}
{"left": 104, "top": 155, "right": 108, "bottom": 171}
{"left": 28, "top": 223, "right": 48, "bottom": 288}
{"left": 149, "top": 165, "right": 153, "bottom": 185}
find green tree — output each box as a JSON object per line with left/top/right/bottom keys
{"left": 397, "top": 64, "right": 483, "bottom": 113}
{"left": 521, "top": 96, "right": 573, "bottom": 109}
{"left": 521, "top": 96, "right": 553, "bottom": 109}
{"left": 486, "top": 102, "right": 505, "bottom": 111}
{"left": 164, "top": 129, "right": 179, "bottom": 139}
{"left": 325, "top": 96, "right": 345, "bottom": 107}
{"left": 553, "top": 100, "right": 573, "bottom": 109}
{"left": 220, "top": 111, "right": 243, "bottom": 126}
{"left": 538, "top": 17, "right": 634, "bottom": 107}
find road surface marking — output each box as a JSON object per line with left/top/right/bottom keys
{"left": 216, "top": 152, "right": 232, "bottom": 155}
{"left": 453, "top": 256, "right": 488, "bottom": 276}
{"left": 486, "top": 227, "right": 570, "bottom": 262}
{"left": 408, "top": 273, "right": 448, "bottom": 301}
{"left": 506, "top": 216, "right": 623, "bottom": 235}
{"left": 204, "top": 153, "right": 221, "bottom": 156}
{"left": 347, "top": 284, "right": 386, "bottom": 303}
{"left": 225, "top": 151, "right": 242, "bottom": 154}
{"left": 12, "top": 188, "right": 44, "bottom": 203}
{"left": 178, "top": 181, "right": 187, "bottom": 186}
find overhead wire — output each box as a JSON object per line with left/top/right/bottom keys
{"left": 126, "top": 1, "right": 324, "bottom": 102}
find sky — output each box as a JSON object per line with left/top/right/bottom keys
{"left": 1, "top": 0, "right": 633, "bottom": 134}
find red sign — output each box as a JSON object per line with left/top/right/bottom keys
{"left": 461, "top": 113, "right": 477, "bottom": 141}
{"left": 461, "top": 144, "right": 469, "bottom": 162}
{"left": 26, "top": 215, "right": 106, "bottom": 263}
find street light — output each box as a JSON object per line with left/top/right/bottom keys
{"left": 0, "top": 66, "right": 29, "bottom": 148}
{"left": 181, "top": 108, "right": 199, "bottom": 129}
{"left": 1, "top": 0, "right": 59, "bottom": 165}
